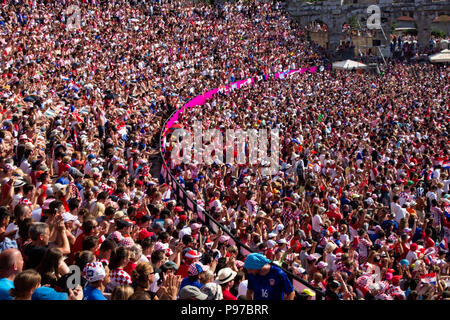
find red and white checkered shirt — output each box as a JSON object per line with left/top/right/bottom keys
{"left": 107, "top": 268, "right": 132, "bottom": 292}
{"left": 386, "top": 285, "right": 405, "bottom": 299}
{"left": 19, "top": 197, "right": 33, "bottom": 207}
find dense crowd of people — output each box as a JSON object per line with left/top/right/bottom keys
{"left": 0, "top": 0, "right": 448, "bottom": 301}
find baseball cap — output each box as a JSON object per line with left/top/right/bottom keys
{"left": 152, "top": 221, "right": 164, "bottom": 230}
{"left": 115, "top": 219, "right": 133, "bottom": 230}
{"left": 53, "top": 183, "right": 67, "bottom": 192}
{"left": 307, "top": 254, "right": 317, "bottom": 261}
{"left": 62, "top": 212, "right": 78, "bottom": 223}
{"left": 188, "top": 263, "right": 209, "bottom": 276}
{"left": 267, "top": 240, "right": 277, "bottom": 249}
{"left": 219, "top": 235, "right": 230, "bottom": 244}
{"left": 120, "top": 237, "right": 135, "bottom": 248}
{"left": 178, "top": 285, "right": 208, "bottom": 300}
{"left": 32, "top": 287, "right": 68, "bottom": 300}
{"left": 191, "top": 223, "right": 202, "bottom": 231}
{"left": 42, "top": 198, "right": 56, "bottom": 210}
{"left": 83, "top": 262, "right": 106, "bottom": 282}
{"left": 138, "top": 229, "right": 154, "bottom": 241}
{"left": 392, "top": 275, "right": 402, "bottom": 284}
{"left": 174, "top": 206, "right": 184, "bottom": 212}
{"left": 140, "top": 215, "right": 152, "bottom": 224}
{"left": 154, "top": 242, "right": 169, "bottom": 252}
{"left": 268, "top": 232, "right": 277, "bottom": 239}
{"left": 163, "top": 260, "right": 179, "bottom": 271}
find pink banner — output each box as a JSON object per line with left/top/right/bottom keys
{"left": 163, "top": 66, "right": 319, "bottom": 134}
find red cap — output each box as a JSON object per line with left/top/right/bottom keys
{"left": 73, "top": 160, "right": 84, "bottom": 166}
{"left": 136, "top": 180, "right": 143, "bottom": 186}
{"left": 136, "top": 211, "right": 145, "bottom": 220}
{"left": 35, "top": 171, "right": 44, "bottom": 179}
{"left": 174, "top": 206, "right": 184, "bottom": 212}
{"left": 138, "top": 229, "right": 154, "bottom": 241}
{"left": 410, "top": 243, "right": 418, "bottom": 251}
{"left": 392, "top": 275, "right": 402, "bottom": 284}
{"left": 179, "top": 215, "right": 187, "bottom": 222}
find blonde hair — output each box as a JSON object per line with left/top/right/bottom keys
{"left": 131, "top": 262, "right": 154, "bottom": 288}
{"left": 227, "top": 245, "right": 238, "bottom": 255}
{"left": 202, "top": 270, "right": 215, "bottom": 284}
{"left": 111, "top": 285, "right": 134, "bottom": 300}
{"left": 91, "top": 202, "right": 105, "bottom": 218}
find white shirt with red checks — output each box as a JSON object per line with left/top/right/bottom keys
{"left": 19, "top": 197, "right": 33, "bottom": 207}
{"left": 386, "top": 285, "right": 405, "bottom": 299}
{"left": 107, "top": 268, "right": 132, "bottom": 292}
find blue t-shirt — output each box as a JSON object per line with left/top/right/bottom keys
{"left": 247, "top": 265, "right": 294, "bottom": 300}
{"left": 83, "top": 286, "right": 107, "bottom": 300}
{"left": 179, "top": 277, "right": 202, "bottom": 291}
{"left": 0, "top": 278, "right": 14, "bottom": 300}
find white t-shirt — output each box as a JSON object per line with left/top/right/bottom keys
{"left": 390, "top": 202, "right": 402, "bottom": 217}
{"left": 443, "top": 180, "right": 450, "bottom": 193}
{"left": 137, "top": 254, "right": 149, "bottom": 264}
{"left": 405, "top": 250, "right": 418, "bottom": 264}
{"left": 20, "top": 159, "right": 31, "bottom": 175}
{"left": 394, "top": 208, "right": 407, "bottom": 224}
{"left": 326, "top": 253, "right": 337, "bottom": 273}
{"left": 312, "top": 214, "right": 323, "bottom": 233}
{"left": 150, "top": 273, "right": 160, "bottom": 293}
{"left": 339, "top": 234, "right": 350, "bottom": 246}
{"left": 178, "top": 226, "right": 192, "bottom": 240}
{"left": 426, "top": 191, "right": 437, "bottom": 202}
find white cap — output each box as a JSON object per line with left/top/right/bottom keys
{"left": 267, "top": 240, "right": 277, "bottom": 249}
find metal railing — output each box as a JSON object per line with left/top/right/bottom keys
{"left": 158, "top": 92, "right": 325, "bottom": 300}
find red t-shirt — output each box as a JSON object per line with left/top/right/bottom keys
{"left": 124, "top": 262, "right": 137, "bottom": 277}
{"left": 301, "top": 224, "right": 312, "bottom": 236}
{"left": 424, "top": 236, "right": 435, "bottom": 249}
{"left": 1, "top": 180, "right": 11, "bottom": 202}
{"left": 37, "top": 184, "right": 48, "bottom": 206}
{"left": 176, "top": 263, "right": 190, "bottom": 279}
{"left": 222, "top": 289, "right": 237, "bottom": 300}
{"left": 58, "top": 162, "right": 70, "bottom": 176}
{"left": 400, "top": 242, "right": 409, "bottom": 260}
{"left": 72, "top": 233, "right": 86, "bottom": 256}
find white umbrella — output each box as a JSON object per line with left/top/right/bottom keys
{"left": 332, "top": 59, "right": 368, "bottom": 70}
{"left": 429, "top": 49, "right": 450, "bottom": 63}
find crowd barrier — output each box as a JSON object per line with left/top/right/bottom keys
{"left": 159, "top": 67, "right": 325, "bottom": 300}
